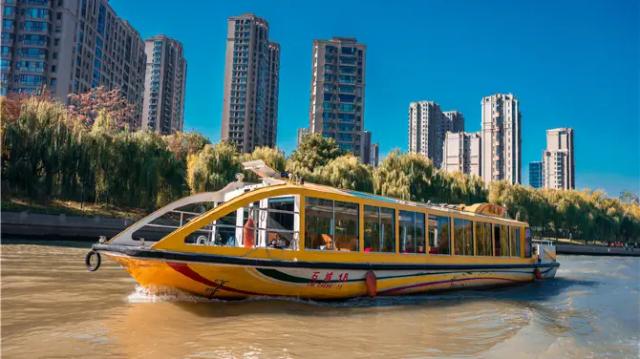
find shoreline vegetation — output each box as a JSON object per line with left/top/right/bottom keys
{"left": 1, "top": 92, "right": 639, "bottom": 244}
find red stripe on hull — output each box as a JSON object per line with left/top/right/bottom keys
{"left": 166, "top": 262, "right": 266, "bottom": 296}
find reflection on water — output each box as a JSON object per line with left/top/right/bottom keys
{"left": 1, "top": 242, "right": 639, "bottom": 358}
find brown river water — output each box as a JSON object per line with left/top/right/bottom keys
{"left": 1, "top": 240, "right": 639, "bottom": 358}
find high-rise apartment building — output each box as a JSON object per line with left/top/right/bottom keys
{"left": 480, "top": 93, "right": 521, "bottom": 184}
{"left": 442, "top": 131, "right": 481, "bottom": 176}
{"left": 142, "top": 35, "right": 186, "bottom": 135}
{"left": 362, "top": 130, "right": 379, "bottom": 166}
{"left": 443, "top": 111, "right": 465, "bottom": 133}
{"left": 529, "top": 161, "right": 543, "bottom": 188}
{"left": 408, "top": 101, "right": 464, "bottom": 167}
{"left": 370, "top": 143, "right": 379, "bottom": 167}
{"left": 221, "top": 14, "right": 280, "bottom": 153}
{"left": 1, "top": 0, "right": 147, "bottom": 126}
{"left": 309, "top": 37, "right": 372, "bottom": 163}
{"left": 542, "top": 128, "right": 574, "bottom": 189}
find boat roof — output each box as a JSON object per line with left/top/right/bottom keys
{"left": 259, "top": 181, "right": 527, "bottom": 226}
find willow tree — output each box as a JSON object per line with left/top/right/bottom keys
{"left": 245, "top": 146, "right": 287, "bottom": 173}
{"left": 1, "top": 97, "right": 74, "bottom": 199}
{"left": 186, "top": 142, "right": 242, "bottom": 193}
{"left": 319, "top": 154, "right": 374, "bottom": 193}
{"left": 373, "top": 150, "right": 437, "bottom": 202}
{"left": 286, "top": 133, "right": 343, "bottom": 179}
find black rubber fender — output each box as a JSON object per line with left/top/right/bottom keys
{"left": 85, "top": 250, "right": 101, "bottom": 272}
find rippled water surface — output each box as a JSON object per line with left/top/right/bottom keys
{"left": 2, "top": 241, "right": 639, "bottom": 358}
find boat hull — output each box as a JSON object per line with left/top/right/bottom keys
{"left": 100, "top": 247, "right": 559, "bottom": 300}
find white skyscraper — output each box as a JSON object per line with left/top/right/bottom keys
{"left": 142, "top": 35, "right": 187, "bottom": 135}
{"left": 480, "top": 93, "right": 521, "bottom": 184}
{"left": 542, "top": 128, "right": 575, "bottom": 189}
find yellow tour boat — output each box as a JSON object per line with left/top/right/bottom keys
{"left": 86, "top": 160, "right": 559, "bottom": 300}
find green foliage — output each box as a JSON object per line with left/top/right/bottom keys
{"left": 244, "top": 146, "right": 287, "bottom": 173}
{"left": 286, "top": 133, "right": 343, "bottom": 179}
{"left": 319, "top": 155, "right": 374, "bottom": 193}
{"left": 488, "top": 182, "right": 640, "bottom": 242}
{"left": 372, "top": 150, "right": 485, "bottom": 204}
{"left": 2, "top": 97, "right": 186, "bottom": 210}
{"left": 186, "top": 142, "right": 241, "bottom": 193}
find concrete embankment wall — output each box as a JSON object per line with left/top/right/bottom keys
{"left": 556, "top": 243, "right": 640, "bottom": 257}
{"left": 1, "top": 211, "right": 136, "bottom": 241}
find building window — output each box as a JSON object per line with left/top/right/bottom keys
{"left": 454, "top": 218, "right": 473, "bottom": 256}
{"left": 364, "top": 205, "right": 395, "bottom": 253}
{"left": 399, "top": 210, "right": 425, "bottom": 253}
{"left": 428, "top": 214, "right": 450, "bottom": 255}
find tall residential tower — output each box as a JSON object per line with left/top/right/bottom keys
{"left": 308, "top": 37, "right": 371, "bottom": 162}
{"left": 408, "top": 101, "right": 464, "bottom": 167}
{"left": 543, "top": 128, "right": 574, "bottom": 189}
{"left": 480, "top": 93, "right": 521, "bottom": 184}
{"left": 142, "top": 35, "right": 187, "bottom": 135}
{"left": 1, "top": 0, "right": 147, "bottom": 125}
{"left": 442, "top": 131, "right": 481, "bottom": 176}
{"left": 221, "top": 14, "right": 280, "bottom": 153}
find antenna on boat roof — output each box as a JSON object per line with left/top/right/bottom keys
{"left": 242, "top": 160, "right": 286, "bottom": 185}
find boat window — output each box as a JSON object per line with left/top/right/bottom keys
{"left": 494, "top": 224, "right": 509, "bottom": 256}
{"left": 213, "top": 210, "right": 238, "bottom": 246}
{"left": 428, "top": 214, "right": 450, "bottom": 255}
{"left": 185, "top": 196, "right": 300, "bottom": 250}
{"left": 131, "top": 202, "right": 214, "bottom": 244}
{"left": 400, "top": 210, "right": 425, "bottom": 254}
{"left": 263, "top": 197, "right": 296, "bottom": 249}
{"left": 509, "top": 226, "right": 521, "bottom": 257}
{"left": 364, "top": 205, "right": 395, "bottom": 253}
{"left": 475, "top": 222, "right": 493, "bottom": 256}
{"left": 304, "top": 197, "right": 359, "bottom": 251}
{"left": 454, "top": 218, "right": 474, "bottom": 256}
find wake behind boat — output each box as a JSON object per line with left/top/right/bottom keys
{"left": 86, "top": 161, "right": 559, "bottom": 299}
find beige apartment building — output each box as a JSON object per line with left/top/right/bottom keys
{"left": 408, "top": 101, "right": 464, "bottom": 167}
{"left": 442, "top": 131, "right": 481, "bottom": 176}
{"left": 142, "top": 35, "right": 186, "bottom": 135}
{"left": 480, "top": 93, "right": 521, "bottom": 184}
{"left": 221, "top": 14, "right": 280, "bottom": 153}
{"left": 543, "top": 127, "right": 575, "bottom": 189}
{"left": 1, "top": 0, "right": 147, "bottom": 126}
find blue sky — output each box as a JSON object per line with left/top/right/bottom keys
{"left": 111, "top": 0, "right": 639, "bottom": 196}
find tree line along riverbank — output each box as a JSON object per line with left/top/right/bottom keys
{"left": 1, "top": 92, "right": 639, "bottom": 244}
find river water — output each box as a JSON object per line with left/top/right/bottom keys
{"left": 1, "top": 241, "right": 639, "bottom": 358}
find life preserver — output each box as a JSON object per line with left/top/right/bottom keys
{"left": 534, "top": 267, "right": 543, "bottom": 280}
{"left": 365, "top": 270, "right": 377, "bottom": 297}
{"left": 85, "top": 250, "right": 101, "bottom": 272}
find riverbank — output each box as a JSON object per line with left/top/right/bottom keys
{"left": 1, "top": 211, "right": 134, "bottom": 241}
{"left": 555, "top": 243, "right": 640, "bottom": 257}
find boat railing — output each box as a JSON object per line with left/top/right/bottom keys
{"left": 107, "top": 180, "right": 250, "bottom": 247}
{"left": 185, "top": 223, "right": 300, "bottom": 250}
